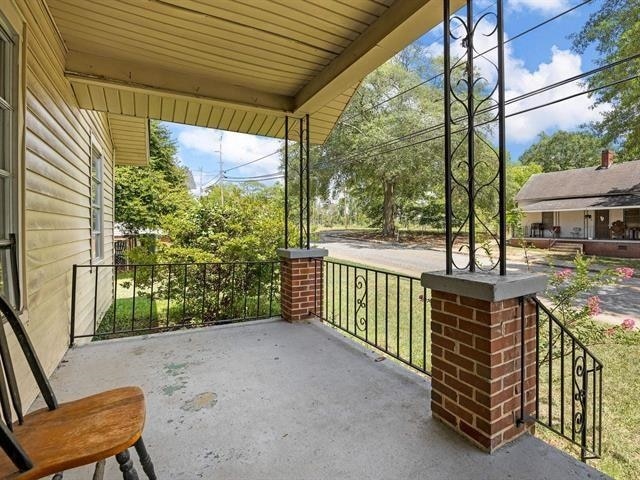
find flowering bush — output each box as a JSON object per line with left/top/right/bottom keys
{"left": 622, "top": 318, "right": 636, "bottom": 330}
{"left": 616, "top": 267, "right": 635, "bottom": 279}
{"left": 587, "top": 296, "right": 602, "bottom": 316}
{"left": 546, "top": 253, "right": 637, "bottom": 345}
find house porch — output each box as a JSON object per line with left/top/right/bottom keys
{"left": 38, "top": 319, "right": 606, "bottom": 480}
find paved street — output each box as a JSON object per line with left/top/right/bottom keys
{"left": 317, "top": 232, "right": 640, "bottom": 326}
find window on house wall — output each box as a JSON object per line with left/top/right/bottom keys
{"left": 91, "top": 145, "right": 104, "bottom": 261}
{"left": 624, "top": 208, "right": 640, "bottom": 227}
{"left": 0, "top": 16, "right": 18, "bottom": 307}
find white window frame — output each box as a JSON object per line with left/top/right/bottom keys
{"left": 0, "top": 12, "right": 19, "bottom": 308}
{"left": 91, "top": 142, "right": 104, "bottom": 261}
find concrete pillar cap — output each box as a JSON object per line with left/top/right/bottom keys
{"left": 421, "top": 271, "right": 547, "bottom": 302}
{"left": 277, "top": 248, "right": 328, "bottom": 259}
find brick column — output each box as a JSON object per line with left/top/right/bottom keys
{"left": 422, "top": 272, "right": 547, "bottom": 452}
{"left": 277, "top": 248, "right": 327, "bottom": 322}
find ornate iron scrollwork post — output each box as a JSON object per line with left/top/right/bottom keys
{"left": 444, "top": 0, "right": 507, "bottom": 275}
{"left": 284, "top": 115, "right": 290, "bottom": 249}
{"left": 283, "top": 114, "right": 311, "bottom": 250}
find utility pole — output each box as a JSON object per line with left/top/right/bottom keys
{"left": 198, "top": 167, "right": 203, "bottom": 197}
{"left": 218, "top": 143, "right": 224, "bottom": 205}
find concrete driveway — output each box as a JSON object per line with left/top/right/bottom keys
{"left": 317, "top": 232, "right": 640, "bottom": 326}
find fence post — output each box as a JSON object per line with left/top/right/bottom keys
{"left": 422, "top": 271, "right": 546, "bottom": 452}
{"left": 277, "top": 248, "right": 327, "bottom": 321}
{"left": 69, "top": 264, "right": 78, "bottom": 347}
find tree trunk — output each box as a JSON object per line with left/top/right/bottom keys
{"left": 382, "top": 181, "right": 395, "bottom": 237}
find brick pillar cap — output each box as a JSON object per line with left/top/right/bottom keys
{"left": 421, "top": 271, "right": 547, "bottom": 301}
{"left": 277, "top": 248, "right": 329, "bottom": 259}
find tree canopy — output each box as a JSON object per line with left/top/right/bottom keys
{"left": 519, "top": 130, "right": 608, "bottom": 172}
{"left": 315, "top": 53, "right": 445, "bottom": 236}
{"left": 572, "top": 0, "right": 640, "bottom": 159}
{"left": 162, "top": 183, "right": 286, "bottom": 262}
{"left": 115, "top": 121, "right": 194, "bottom": 233}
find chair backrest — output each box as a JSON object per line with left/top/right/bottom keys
{"left": 0, "top": 237, "right": 58, "bottom": 472}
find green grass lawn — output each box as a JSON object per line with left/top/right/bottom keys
{"left": 322, "top": 257, "right": 430, "bottom": 373}
{"left": 535, "top": 342, "right": 640, "bottom": 480}
{"left": 95, "top": 275, "right": 280, "bottom": 340}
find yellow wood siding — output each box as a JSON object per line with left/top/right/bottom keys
{"left": 1, "top": 0, "right": 116, "bottom": 408}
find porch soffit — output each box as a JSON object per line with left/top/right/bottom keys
{"left": 107, "top": 114, "right": 150, "bottom": 167}
{"left": 45, "top": 0, "right": 462, "bottom": 146}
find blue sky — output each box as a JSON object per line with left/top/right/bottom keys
{"left": 164, "top": 0, "right": 606, "bottom": 192}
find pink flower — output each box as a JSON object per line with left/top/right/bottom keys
{"left": 616, "top": 267, "right": 635, "bottom": 279}
{"left": 587, "top": 296, "right": 601, "bottom": 317}
{"left": 621, "top": 318, "right": 636, "bottom": 330}
{"left": 555, "top": 268, "right": 573, "bottom": 281}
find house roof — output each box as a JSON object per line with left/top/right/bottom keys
{"left": 45, "top": 0, "right": 461, "bottom": 151}
{"left": 516, "top": 159, "right": 640, "bottom": 205}
{"left": 521, "top": 194, "right": 640, "bottom": 213}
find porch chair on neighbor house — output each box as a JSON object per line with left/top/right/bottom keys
{"left": 610, "top": 220, "right": 626, "bottom": 240}
{"left": 0, "top": 242, "right": 156, "bottom": 479}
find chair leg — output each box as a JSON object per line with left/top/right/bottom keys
{"left": 115, "top": 449, "right": 139, "bottom": 480}
{"left": 134, "top": 437, "right": 157, "bottom": 480}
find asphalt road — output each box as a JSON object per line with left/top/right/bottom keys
{"left": 317, "top": 232, "right": 640, "bottom": 326}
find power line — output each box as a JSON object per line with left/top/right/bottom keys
{"left": 339, "top": 0, "right": 595, "bottom": 123}
{"left": 223, "top": 149, "right": 281, "bottom": 173}
{"left": 314, "top": 72, "right": 640, "bottom": 170}
{"left": 224, "top": 171, "right": 283, "bottom": 180}
{"left": 322, "top": 52, "right": 640, "bottom": 165}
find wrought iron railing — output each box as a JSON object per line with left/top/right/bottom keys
{"left": 70, "top": 261, "right": 280, "bottom": 343}
{"left": 310, "top": 259, "right": 430, "bottom": 375}
{"left": 530, "top": 296, "right": 603, "bottom": 461}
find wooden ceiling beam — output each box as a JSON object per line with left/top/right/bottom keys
{"left": 294, "top": 0, "right": 465, "bottom": 115}
{"left": 65, "top": 50, "right": 295, "bottom": 116}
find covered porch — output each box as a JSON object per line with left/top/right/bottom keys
{"left": 43, "top": 319, "right": 605, "bottom": 480}
{"left": 520, "top": 207, "right": 640, "bottom": 257}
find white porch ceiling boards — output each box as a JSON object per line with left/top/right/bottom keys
{"left": 107, "top": 114, "right": 149, "bottom": 166}
{"left": 46, "top": 0, "right": 460, "bottom": 145}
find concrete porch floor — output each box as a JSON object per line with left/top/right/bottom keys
{"left": 42, "top": 319, "right": 607, "bottom": 480}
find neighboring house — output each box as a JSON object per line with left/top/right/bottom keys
{"left": 515, "top": 150, "right": 640, "bottom": 257}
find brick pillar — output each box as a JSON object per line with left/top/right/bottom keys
{"left": 422, "top": 272, "right": 547, "bottom": 452}
{"left": 278, "top": 248, "right": 327, "bottom": 322}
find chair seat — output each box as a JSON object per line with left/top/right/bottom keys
{"left": 0, "top": 386, "right": 145, "bottom": 480}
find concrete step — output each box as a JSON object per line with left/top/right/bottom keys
{"left": 550, "top": 242, "right": 583, "bottom": 253}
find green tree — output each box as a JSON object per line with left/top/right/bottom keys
{"left": 507, "top": 162, "right": 543, "bottom": 210}
{"left": 115, "top": 122, "right": 194, "bottom": 232}
{"left": 572, "top": 0, "right": 640, "bottom": 159}
{"left": 317, "top": 57, "right": 445, "bottom": 236}
{"left": 163, "top": 183, "right": 286, "bottom": 262}
{"left": 519, "top": 130, "right": 608, "bottom": 172}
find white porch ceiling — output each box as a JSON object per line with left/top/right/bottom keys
{"left": 45, "top": 0, "right": 460, "bottom": 149}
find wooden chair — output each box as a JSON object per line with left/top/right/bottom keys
{"left": 0, "top": 292, "right": 156, "bottom": 479}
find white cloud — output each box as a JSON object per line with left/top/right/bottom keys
{"left": 177, "top": 127, "right": 283, "bottom": 182}
{"left": 426, "top": 19, "right": 609, "bottom": 144}
{"left": 504, "top": 46, "right": 610, "bottom": 143}
{"left": 508, "top": 0, "right": 570, "bottom": 14}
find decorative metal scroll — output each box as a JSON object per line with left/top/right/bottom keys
{"left": 573, "top": 354, "right": 587, "bottom": 435}
{"left": 283, "top": 114, "right": 311, "bottom": 250}
{"left": 354, "top": 273, "right": 368, "bottom": 331}
{"left": 444, "top": 0, "right": 507, "bottom": 275}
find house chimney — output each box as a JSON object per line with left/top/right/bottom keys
{"left": 601, "top": 149, "right": 615, "bottom": 169}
